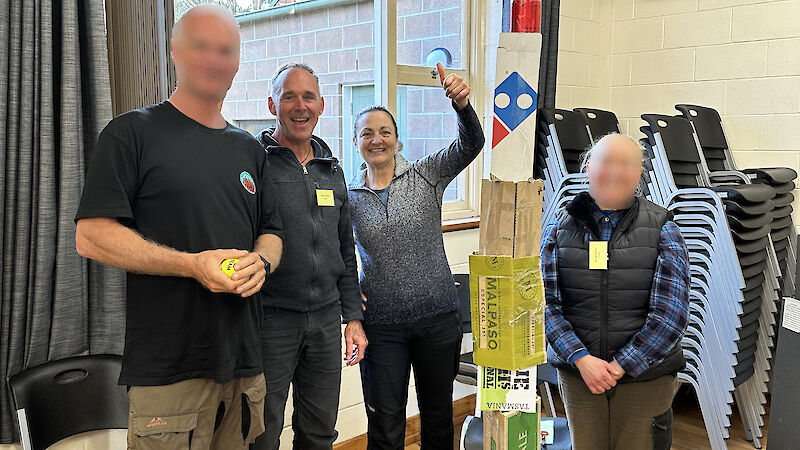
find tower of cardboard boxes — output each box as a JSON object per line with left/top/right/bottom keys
{"left": 470, "top": 32, "right": 547, "bottom": 450}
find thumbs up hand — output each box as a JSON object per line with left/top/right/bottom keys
{"left": 436, "top": 62, "right": 470, "bottom": 111}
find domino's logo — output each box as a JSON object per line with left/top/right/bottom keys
{"left": 492, "top": 72, "right": 538, "bottom": 148}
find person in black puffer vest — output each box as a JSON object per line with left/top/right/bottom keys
{"left": 542, "top": 134, "right": 690, "bottom": 450}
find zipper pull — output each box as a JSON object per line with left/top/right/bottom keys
{"left": 303, "top": 165, "right": 308, "bottom": 175}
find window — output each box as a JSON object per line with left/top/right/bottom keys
{"left": 396, "top": 85, "right": 464, "bottom": 203}
{"left": 235, "top": 119, "right": 276, "bottom": 137}
{"left": 396, "top": 0, "right": 465, "bottom": 70}
{"left": 176, "top": 0, "right": 486, "bottom": 221}
{"left": 343, "top": 84, "right": 376, "bottom": 182}
{"left": 375, "top": 0, "right": 486, "bottom": 220}
{"left": 344, "top": 83, "right": 465, "bottom": 204}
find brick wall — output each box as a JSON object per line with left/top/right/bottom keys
{"left": 226, "top": 0, "right": 462, "bottom": 171}
{"left": 225, "top": 0, "right": 375, "bottom": 160}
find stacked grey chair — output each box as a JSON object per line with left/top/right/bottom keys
{"left": 639, "top": 113, "right": 782, "bottom": 450}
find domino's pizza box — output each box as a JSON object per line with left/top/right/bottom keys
{"left": 490, "top": 33, "right": 542, "bottom": 183}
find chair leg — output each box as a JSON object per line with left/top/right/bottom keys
{"left": 539, "top": 382, "right": 557, "bottom": 417}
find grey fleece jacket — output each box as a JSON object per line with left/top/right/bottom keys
{"left": 257, "top": 130, "right": 363, "bottom": 323}
{"left": 348, "top": 103, "right": 485, "bottom": 325}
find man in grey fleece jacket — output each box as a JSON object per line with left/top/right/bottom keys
{"left": 251, "top": 63, "right": 367, "bottom": 450}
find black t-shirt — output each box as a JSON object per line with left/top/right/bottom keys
{"left": 75, "top": 101, "right": 283, "bottom": 386}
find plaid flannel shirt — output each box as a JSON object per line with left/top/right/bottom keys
{"left": 541, "top": 202, "right": 690, "bottom": 377}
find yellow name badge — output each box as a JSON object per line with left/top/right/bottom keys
{"left": 589, "top": 241, "right": 608, "bottom": 270}
{"left": 316, "top": 189, "right": 335, "bottom": 207}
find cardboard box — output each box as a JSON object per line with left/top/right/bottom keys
{"left": 490, "top": 33, "right": 542, "bottom": 183}
{"left": 479, "top": 178, "right": 544, "bottom": 258}
{"left": 483, "top": 399, "right": 541, "bottom": 450}
{"left": 477, "top": 366, "right": 538, "bottom": 412}
{"left": 469, "top": 254, "right": 546, "bottom": 370}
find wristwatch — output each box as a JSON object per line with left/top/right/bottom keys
{"left": 260, "top": 255, "right": 271, "bottom": 278}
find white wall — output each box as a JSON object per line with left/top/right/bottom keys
{"left": 557, "top": 0, "right": 800, "bottom": 227}
{"left": 608, "top": 0, "right": 800, "bottom": 226}
{"left": 556, "top": 0, "right": 612, "bottom": 110}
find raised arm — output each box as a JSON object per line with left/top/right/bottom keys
{"left": 415, "top": 63, "right": 486, "bottom": 185}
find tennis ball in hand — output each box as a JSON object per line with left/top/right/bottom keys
{"left": 220, "top": 258, "right": 240, "bottom": 278}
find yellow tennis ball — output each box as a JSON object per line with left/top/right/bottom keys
{"left": 220, "top": 258, "right": 239, "bottom": 278}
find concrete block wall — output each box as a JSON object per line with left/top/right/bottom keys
{"left": 555, "top": 0, "right": 612, "bottom": 110}
{"left": 606, "top": 0, "right": 800, "bottom": 225}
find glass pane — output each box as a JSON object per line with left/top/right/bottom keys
{"left": 235, "top": 119, "right": 276, "bottom": 137}
{"left": 344, "top": 85, "right": 377, "bottom": 182}
{"left": 396, "top": 0, "right": 464, "bottom": 70}
{"left": 396, "top": 85, "right": 464, "bottom": 203}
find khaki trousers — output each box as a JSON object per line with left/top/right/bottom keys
{"left": 127, "top": 374, "right": 266, "bottom": 450}
{"left": 558, "top": 369, "right": 677, "bottom": 450}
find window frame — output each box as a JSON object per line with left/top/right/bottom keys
{"left": 374, "top": 0, "right": 487, "bottom": 222}
{"left": 342, "top": 82, "right": 377, "bottom": 181}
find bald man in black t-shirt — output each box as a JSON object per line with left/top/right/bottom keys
{"left": 75, "top": 5, "right": 281, "bottom": 449}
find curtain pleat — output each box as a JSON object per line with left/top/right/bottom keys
{"left": 0, "top": 0, "right": 124, "bottom": 442}
{"left": 537, "top": 0, "right": 560, "bottom": 109}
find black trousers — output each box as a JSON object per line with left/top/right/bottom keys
{"left": 360, "top": 311, "right": 462, "bottom": 450}
{"left": 252, "top": 303, "right": 342, "bottom": 450}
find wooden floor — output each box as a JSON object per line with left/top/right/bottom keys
{"left": 402, "top": 385, "right": 770, "bottom": 449}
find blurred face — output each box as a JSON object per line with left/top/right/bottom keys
{"left": 171, "top": 8, "right": 240, "bottom": 102}
{"left": 269, "top": 69, "right": 324, "bottom": 144}
{"left": 354, "top": 110, "right": 398, "bottom": 170}
{"left": 585, "top": 135, "right": 643, "bottom": 208}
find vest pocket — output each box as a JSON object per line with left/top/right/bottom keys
{"left": 651, "top": 408, "right": 673, "bottom": 450}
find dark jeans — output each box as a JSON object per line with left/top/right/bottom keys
{"left": 252, "top": 303, "right": 342, "bottom": 450}
{"left": 360, "top": 311, "right": 462, "bottom": 450}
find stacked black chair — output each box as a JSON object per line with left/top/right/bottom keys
{"left": 536, "top": 109, "right": 593, "bottom": 227}
{"left": 574, "top": 108, "right": 621, "bottom": 139}
{"left": 676, "top": 104, "right": 797, "bottom": 298}
{"left": 536, "top": 104, "right": 794, "bottom": 449}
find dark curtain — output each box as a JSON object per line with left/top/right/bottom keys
{"left": 537, "top": 0, "right": 560, "bottom": 109}
{"left": 0, "top": 0, "right": 125, "bottom": 442}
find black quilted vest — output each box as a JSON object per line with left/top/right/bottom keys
{"left": 551, "top": 192, "right": 685, "bottom": 382}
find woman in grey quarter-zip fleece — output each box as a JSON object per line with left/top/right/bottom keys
{"left": 347, "top": 64, "right": 484, "bottom": 450}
